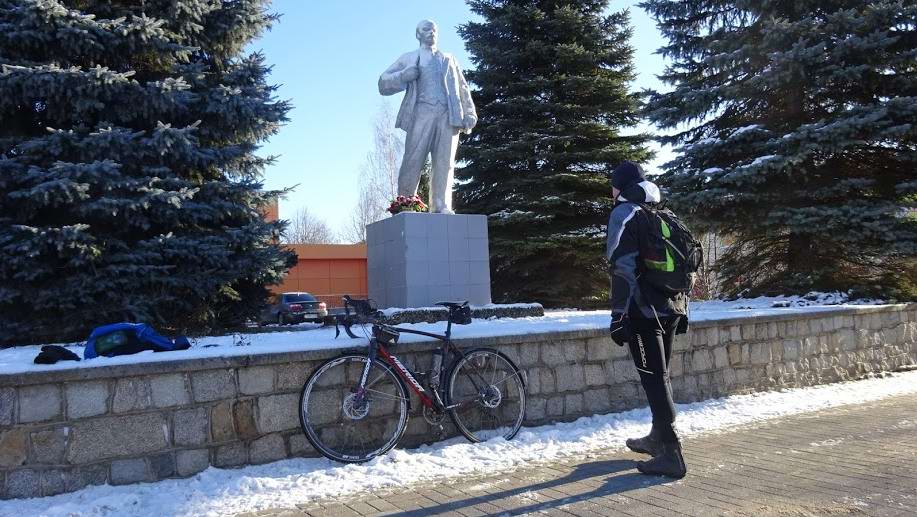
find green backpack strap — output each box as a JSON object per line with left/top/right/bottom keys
{"left": 637, "top": 203, "right": 676, "bottom": 273}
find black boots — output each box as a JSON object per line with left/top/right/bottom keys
{"left": 628, "top": 425, "right": 688, "bottom": 479}
{"left": 636, "top": 440, "right": 687, "bottom": 479}
{"left": 626, "top": 427, "right": 662, "bottom": 457}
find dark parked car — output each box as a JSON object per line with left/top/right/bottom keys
{"left": 261, "top": 292, "right": 328, "bottom": 325}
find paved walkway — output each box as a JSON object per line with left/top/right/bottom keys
{"left": 246, "top": 394, "right": 917, "bottom": 516}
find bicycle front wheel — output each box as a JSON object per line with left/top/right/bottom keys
{"left": 446, "top": 348, "right": 526, "bottom": 443}
{"left": 299, "top": 354, "right": 409, "bottom": 463}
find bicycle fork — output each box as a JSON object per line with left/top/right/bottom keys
{"left": 351, "top": 339, "right": 379, "bottom": 403}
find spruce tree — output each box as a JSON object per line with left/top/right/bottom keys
{"left": 0, "top": 0, "right": 294, "bottom": 345}
{"left": 457, "top": 0, "right": 651, "bottom": 307}
{"left": 641, "top": 1, "right": 917, "bottom": 298}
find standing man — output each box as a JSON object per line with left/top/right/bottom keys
{"left": 378, "top": 20, "right": 477, "bottom": 214}
{"left": 606, "top": 161, "right": 689, "bottom": 479}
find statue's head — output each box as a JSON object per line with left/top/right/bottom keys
{"left": 415, "top": 20, "right": 438, "bottom": 47}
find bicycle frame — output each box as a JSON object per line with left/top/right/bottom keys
{"left": 337, "top": 297, "right": 497, "bottom": 413}
{"left": 376, "top": 343, "right": 436, "bottom": 407}
{"left": 364, "top": 325, "right": 460, "bottom": 409}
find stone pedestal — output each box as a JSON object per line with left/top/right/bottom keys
{"left": 366, "top": 212, "right": 492, "bottom": 308}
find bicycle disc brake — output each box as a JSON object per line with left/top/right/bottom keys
{"left": 342, "top": 392, "right": 370, "bottom": 420}
{"left": 481, "top": 385, "right": 502, "bottom": 409}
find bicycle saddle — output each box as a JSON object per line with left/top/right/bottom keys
{"left": 434, "top": 301, "right": 469, "bottom": 309}
{"left": 437, "top": 301, "right": 472, "bottom": 325}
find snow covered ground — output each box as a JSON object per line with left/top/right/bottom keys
{"left": 0, "top": 294, "right": 886, "bottom": 375}
{"left": 3, "top": 370, "right": 915, "bottom": 517}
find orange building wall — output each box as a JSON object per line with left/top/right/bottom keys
{"left": 272, "top": 244, "right": 367, "bottom": 308}
{"left": 262, "top": 197, "right": 279, "bottom": 223}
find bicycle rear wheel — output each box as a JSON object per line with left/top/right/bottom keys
{"left": 299, "top": 354, "right": 409, "bottom": 463}
{"left": 446, "top": 348, "right": 526, "bottom": 443}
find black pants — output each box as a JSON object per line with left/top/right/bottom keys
{"left": 628, "top": 316, "right": 681, "bottom": 443}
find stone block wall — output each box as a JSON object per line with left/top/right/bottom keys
{"left": 510, "top": 307, "right": 917, "bottom": 424}
{"left": 1, "top": 304, "right": 915, "bottom": 499}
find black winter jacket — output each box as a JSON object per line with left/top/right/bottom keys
{"left": 606, "top": 180, "right": 688, "bottom": 320}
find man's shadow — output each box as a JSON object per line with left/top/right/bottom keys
{"left": 392, "top": 458, "right": 670, "bottom": 516}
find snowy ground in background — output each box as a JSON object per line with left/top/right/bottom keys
{"left": 0, "top": 293, "right": 888, "bottom": 375}
{"left": 3, "top": 370, "right": 915, "bottom": 517}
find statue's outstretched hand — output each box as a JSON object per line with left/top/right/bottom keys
{"left": 400, "top": 66, "right": 419, "bottom": 82}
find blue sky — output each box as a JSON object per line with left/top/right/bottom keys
{"left": 251, "top": 1, "right": 670, "bottom": 236}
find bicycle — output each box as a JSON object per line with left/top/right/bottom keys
{"left": 298, "top": 296, "right": 527, "bottom": 463}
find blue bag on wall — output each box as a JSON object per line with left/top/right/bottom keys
{"left": 84, "top": 323, "right": 191, "bottom": 359}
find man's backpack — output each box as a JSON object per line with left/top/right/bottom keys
{"left": 636, "top": 204, "right": 703, "bottom": 296}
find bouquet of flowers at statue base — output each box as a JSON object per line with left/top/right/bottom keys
{"left": 387, "top": 195, "right": 428, "bottom": 215}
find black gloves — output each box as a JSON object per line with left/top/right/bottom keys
{"left": 609, "top": 313, "right": 631, "bottom": 347}
{"left": 676, "top": 315, "right": 689, "bottom": 335}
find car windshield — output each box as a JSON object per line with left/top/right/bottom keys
{"left": 283, "top": 293, "right": 317, "bottom": 303}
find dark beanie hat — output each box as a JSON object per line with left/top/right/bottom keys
{"left": 611, "top": 161, "right": 646, "bottom": 190}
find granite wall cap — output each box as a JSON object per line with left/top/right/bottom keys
{"left": 2, "top": 303, "right": 912, "bottom": 388}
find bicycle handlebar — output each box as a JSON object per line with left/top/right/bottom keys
{"left": 331, "top": 296, "right": 382, "bottom": 339}
{"left": 342, "top": 295, "right": 378, "bottom": 318}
